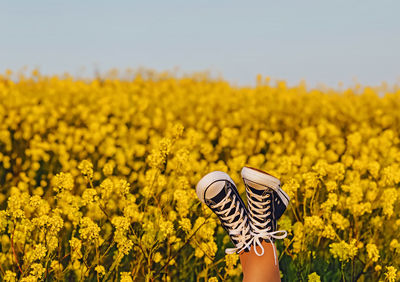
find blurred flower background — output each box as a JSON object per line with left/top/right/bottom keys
{"left": 0, "top": 70, "right": 399, "bottom": 281}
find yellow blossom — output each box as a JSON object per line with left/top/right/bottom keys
{"left": 366, "top": 243, "right": 380, "bottom": 262}
{"left": 95, "top": 265, "right": 106, "bottom": 276}
{"left": 30, "top": 263, "right": 45, "bottom": 278}
{"left": 53, "top": 172, "right": 74, "bottom": 192}
{"left": 81, "top": 188, "right": 97, "bottom": 205}
{"left": 331, "top": 212, "right": 350, "bottom": 230}
{"left": 329, "top": 239, "right": 358, "bottom": 262}
{"left": 4, "top": 271, "right": 17, "bottom": 282}
{"left": 78, "top": 160, "right": 94, "bottom": 178}
{"left": 381, "top": 188, "right": 398, "bottom": 217}
{"left": 103, "top": 161, "right": 115, "bottom": 176}
{"left": 69, "top": 237, "right": 83, "bottom": 260}
{"left": 20, "top": 275, "right": 37, "bottom": 282}
{"left": 1, "top": 71, "right": 400, "bottom": 281}
{"left": 120, "top": 272, "right": 133, "bottom": 282}
{"left": 79, "top": 217, "right": 100, "bottom": 241}
{"left": 32, "top": 243, "right": 47, "bottom": 261}
{"left": 154, "top": 252, "right": 163, "bottom": 263}
{"left": 308, "top": 272, "right": 321, "bottom": 282}
{"left": 384, "top": 266, "right": 397, "bottom": 282}
{"left": 179, "top": 218, "right": 192, "bottom": 233}
{"left": 389, "top": 239, "right": 399, "bottom": 251}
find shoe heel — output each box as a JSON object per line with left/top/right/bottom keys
{"left": 241, "top": 166, "right": 280, "bottom": 191}
{"left": 195, "top": 171, "right": 234, "bottom": 203}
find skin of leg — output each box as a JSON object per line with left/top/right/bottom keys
{"left": 239, "top": 241, "right": 281, "bottom": 282}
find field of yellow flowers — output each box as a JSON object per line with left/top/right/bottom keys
{"left": 0, "top": 70, "right": 399, "bottom": 281}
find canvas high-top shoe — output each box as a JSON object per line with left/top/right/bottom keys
{"left": 196, "top": 171, "right": 252, "bottom": 254}
{"left": 241, "top": 166, "right": 289, "bottom": 261}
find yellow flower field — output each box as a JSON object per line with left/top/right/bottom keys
{"left": 0, "top": 70, "right": 399, "bottom": 281}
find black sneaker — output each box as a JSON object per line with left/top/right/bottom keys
{"left": 196, "top": 171, "right": 252, "bottom": 254}
{"left": 241, "top": 166, "right": 289, "bottom": 260}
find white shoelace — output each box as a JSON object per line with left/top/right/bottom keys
{"left": 247, "top": 189, "right": 288, "bottom": 264}
{"left": 210, "top": 190, "right": 252, "bottom": 254}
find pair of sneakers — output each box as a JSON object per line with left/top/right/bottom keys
{"left": 196, "top": 166, "right": 289, "bottom": 264}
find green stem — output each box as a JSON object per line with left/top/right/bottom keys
{"left": 103, "top": 253, "right": 123, "bottom": 281}
{"left": 154, "top": 216, "right": 211, "bottom": 279}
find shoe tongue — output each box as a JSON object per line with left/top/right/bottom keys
{"left": 209, "top": 184, "right": 228, "bottom": 203}
{"left": 210, "top": 181, "right": 241, "bottom": 224}
{"left": 247, "top": 185, "right": 264, "bottom": 196}
{"left": 209, "top": 182, "right": 250, "bottom": 250}
{"left": 246, "top": 184, "right": 274, "bottom": 228}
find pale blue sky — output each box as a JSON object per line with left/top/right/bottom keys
{"left": 1, "top": 0, "right": 399, "bottom": 87}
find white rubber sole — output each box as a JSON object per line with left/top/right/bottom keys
{"left": 196, "top": 171, "right": 235, "bottom": 204}
{"left": 241, "top": 166, "right": 290, "bottom": 206}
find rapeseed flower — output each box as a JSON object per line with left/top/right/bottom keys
{"left": 308, "top": 272, "right": 321, "bottom": 282}
{"left": 384, "top": 266, "right": 397, "bottom": 282}
{"left": 366, "top": 243, "right": 380, "bottom": 262}
{"left": 329, "top": 239, "right": 358, "bottom": 262}
{"left": 0, "top": 71, "right": 399, "bottom": 280}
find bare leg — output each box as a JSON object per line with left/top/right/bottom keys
{"left": 239, "top": 241, "right": 281, "bottom": 282}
